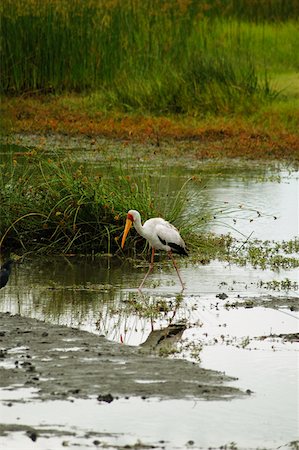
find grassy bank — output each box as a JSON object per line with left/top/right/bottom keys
{"left": 1, "top": 1, "right": 299, "bottom": 160}
{"left": 2, "top": 93, "right": 299, "bottom": 162}
{"left": 0, "top": 154, "right": 146, "bottom": 254}
{"left": 0, "top": 152, "right": 211, "bottom": 255}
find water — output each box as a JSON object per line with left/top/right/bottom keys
{"left": 201, "top": 170, "right": 298, "bottom": 240}
{"left": 0, "top": 382, "right": 297, "bottom": 449}
{"left": 0, "top": 255, "right": 298, "bottom": 448}
{"left": 0, "top": 151, "right": 298, "bottom": 449}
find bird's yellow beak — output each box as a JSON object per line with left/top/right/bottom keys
{"left": 121, "top": 218, "right": 133, "bottom": 249}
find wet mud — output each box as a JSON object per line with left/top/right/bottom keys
{"left": 0, "top": 312, "right": 243, "bottom": 402}
{"left": 224, "top": 295, "right": 299, "bottom": 311}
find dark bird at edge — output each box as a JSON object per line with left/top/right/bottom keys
{"left": 0, "top": 259, "right": 14, "bottom": 289}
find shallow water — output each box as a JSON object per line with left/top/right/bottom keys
{"left": 0, "top": 368, "right": 297, "bottom": 449}
{"left": 197, "top": 169, "right": 299, "bottom": 240}
{"left": 0, "top": 254, "right": 298, "bottom": 449}
{"left": 0, "top": 151, "right": 298, "bottom": 448}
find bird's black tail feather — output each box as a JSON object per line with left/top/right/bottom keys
{"left": 169, "top": 242, "right": 188, "bottom": 256}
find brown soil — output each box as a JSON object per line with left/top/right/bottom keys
{"left": 2, "top": 96, "right": 299, "bottom": 162}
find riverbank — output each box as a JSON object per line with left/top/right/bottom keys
{"left": 2, "top": 95, "right": 299, "bottom": 162}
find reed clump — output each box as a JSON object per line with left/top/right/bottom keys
{"left": 0, "top": 152, "right": 197, "bottom": 254}
{"left": 2, "top": 0, "right": 298, "bottom": 114}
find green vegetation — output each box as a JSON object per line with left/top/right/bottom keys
{"left": 1, "top": 146, "right": 298, "bottom": 263}
{"left": 259, "top": 278, "right": 298, "bottom": 291}
{"left": 1, "top": 0, "right": 298, "bottom": 115}
{"left": 0, "top": 149, "right": 207, "bottom": 254}
{"left": 231, "top": 238, "right": 299, "bottom": 270}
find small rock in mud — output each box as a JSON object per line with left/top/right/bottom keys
{"left": 216, "top": 292, "right": 228, "bottom": 300}
{"left": 26, "top": 430, "right": 38, "bottom": 441}
{"left": 0, "top": 349, "right": 7, "bottom": 358}
{"left": 69, "top": 388, "right": 80, "bottom": 395}
{"left": 97, "top": 393, "right": 114, "bottom": 403}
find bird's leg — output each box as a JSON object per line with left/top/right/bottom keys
{"left": 138, "top": 247, "right": 155, "bottom": 291}
{"left": 169, "top": 307, "right": 177, "bottom": 325}
{"left": 168, "top": 251, "right": 185, "bottom": 290}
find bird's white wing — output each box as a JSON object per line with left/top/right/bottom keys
{"left": 142, "top": 217, "right": 187, "bottom": 254}
{"left": 155, "top": 221, "right": 185, "bottom": 247}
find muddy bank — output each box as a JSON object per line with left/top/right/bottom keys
{"left": 223, "top": 295, "right": 299, "bottom": 312}
{"left": 2, "top": 130, "right": 299, "bottom": 164}
{"left": 0, "top": 312, "right": 244, "bottom": 402}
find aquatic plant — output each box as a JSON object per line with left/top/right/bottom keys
{"left": 230, "top": 238, "right": 299, "bottom": 270}
{"left": 259, "top": 278, "right": 298, "bottom": 292}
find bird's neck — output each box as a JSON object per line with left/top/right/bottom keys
{"left": 133, "top": 216, "right": 146, "bottom": 238}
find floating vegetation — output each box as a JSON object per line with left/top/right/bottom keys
{"left": 259, "top": 278, "right": 298, "bottom": 292}
{"left": 118, "top": 293, "right": 184, "bottom": 321}
{"left": 230, "top": 238, "right": 299, "bottom": 270}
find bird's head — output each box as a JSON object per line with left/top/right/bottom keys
{"left": 121, "top": 210, "right": 139, "bottom": 249}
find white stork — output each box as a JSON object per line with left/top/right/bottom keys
{"left": 121, "top": 209, "right": 188, "bottom": 290}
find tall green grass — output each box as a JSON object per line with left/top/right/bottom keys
{"left": 0, "top": 150, "right": 194, "bottom": 254}
{"left": 1, "top": 0, "right": 298, "bottom": 114}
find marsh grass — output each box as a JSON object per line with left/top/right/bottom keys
{"left": 1, "top": 146, "right": 284, "bottom": 259}
{"left": 0, "top": 151, "right": 206, "bottom": 255}
{"left": 2, "top": 1, "right": 298, "bottom": 114}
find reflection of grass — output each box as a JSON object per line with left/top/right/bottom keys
{"left": 95, "top": 292, "right": 189, "bottom": 344}
{"left": 118, "top": 293, "right": 184, "bottom": 320}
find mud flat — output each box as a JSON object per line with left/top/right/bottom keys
{"left": 0, "top": 312, "right": 247, "bottom": 447}
{"left": 0, "top": 312, "right": 243, "bottom": 402}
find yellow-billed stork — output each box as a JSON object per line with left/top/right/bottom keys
{"left": 121, "top": 209, "right": 188, "bottom": 290}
